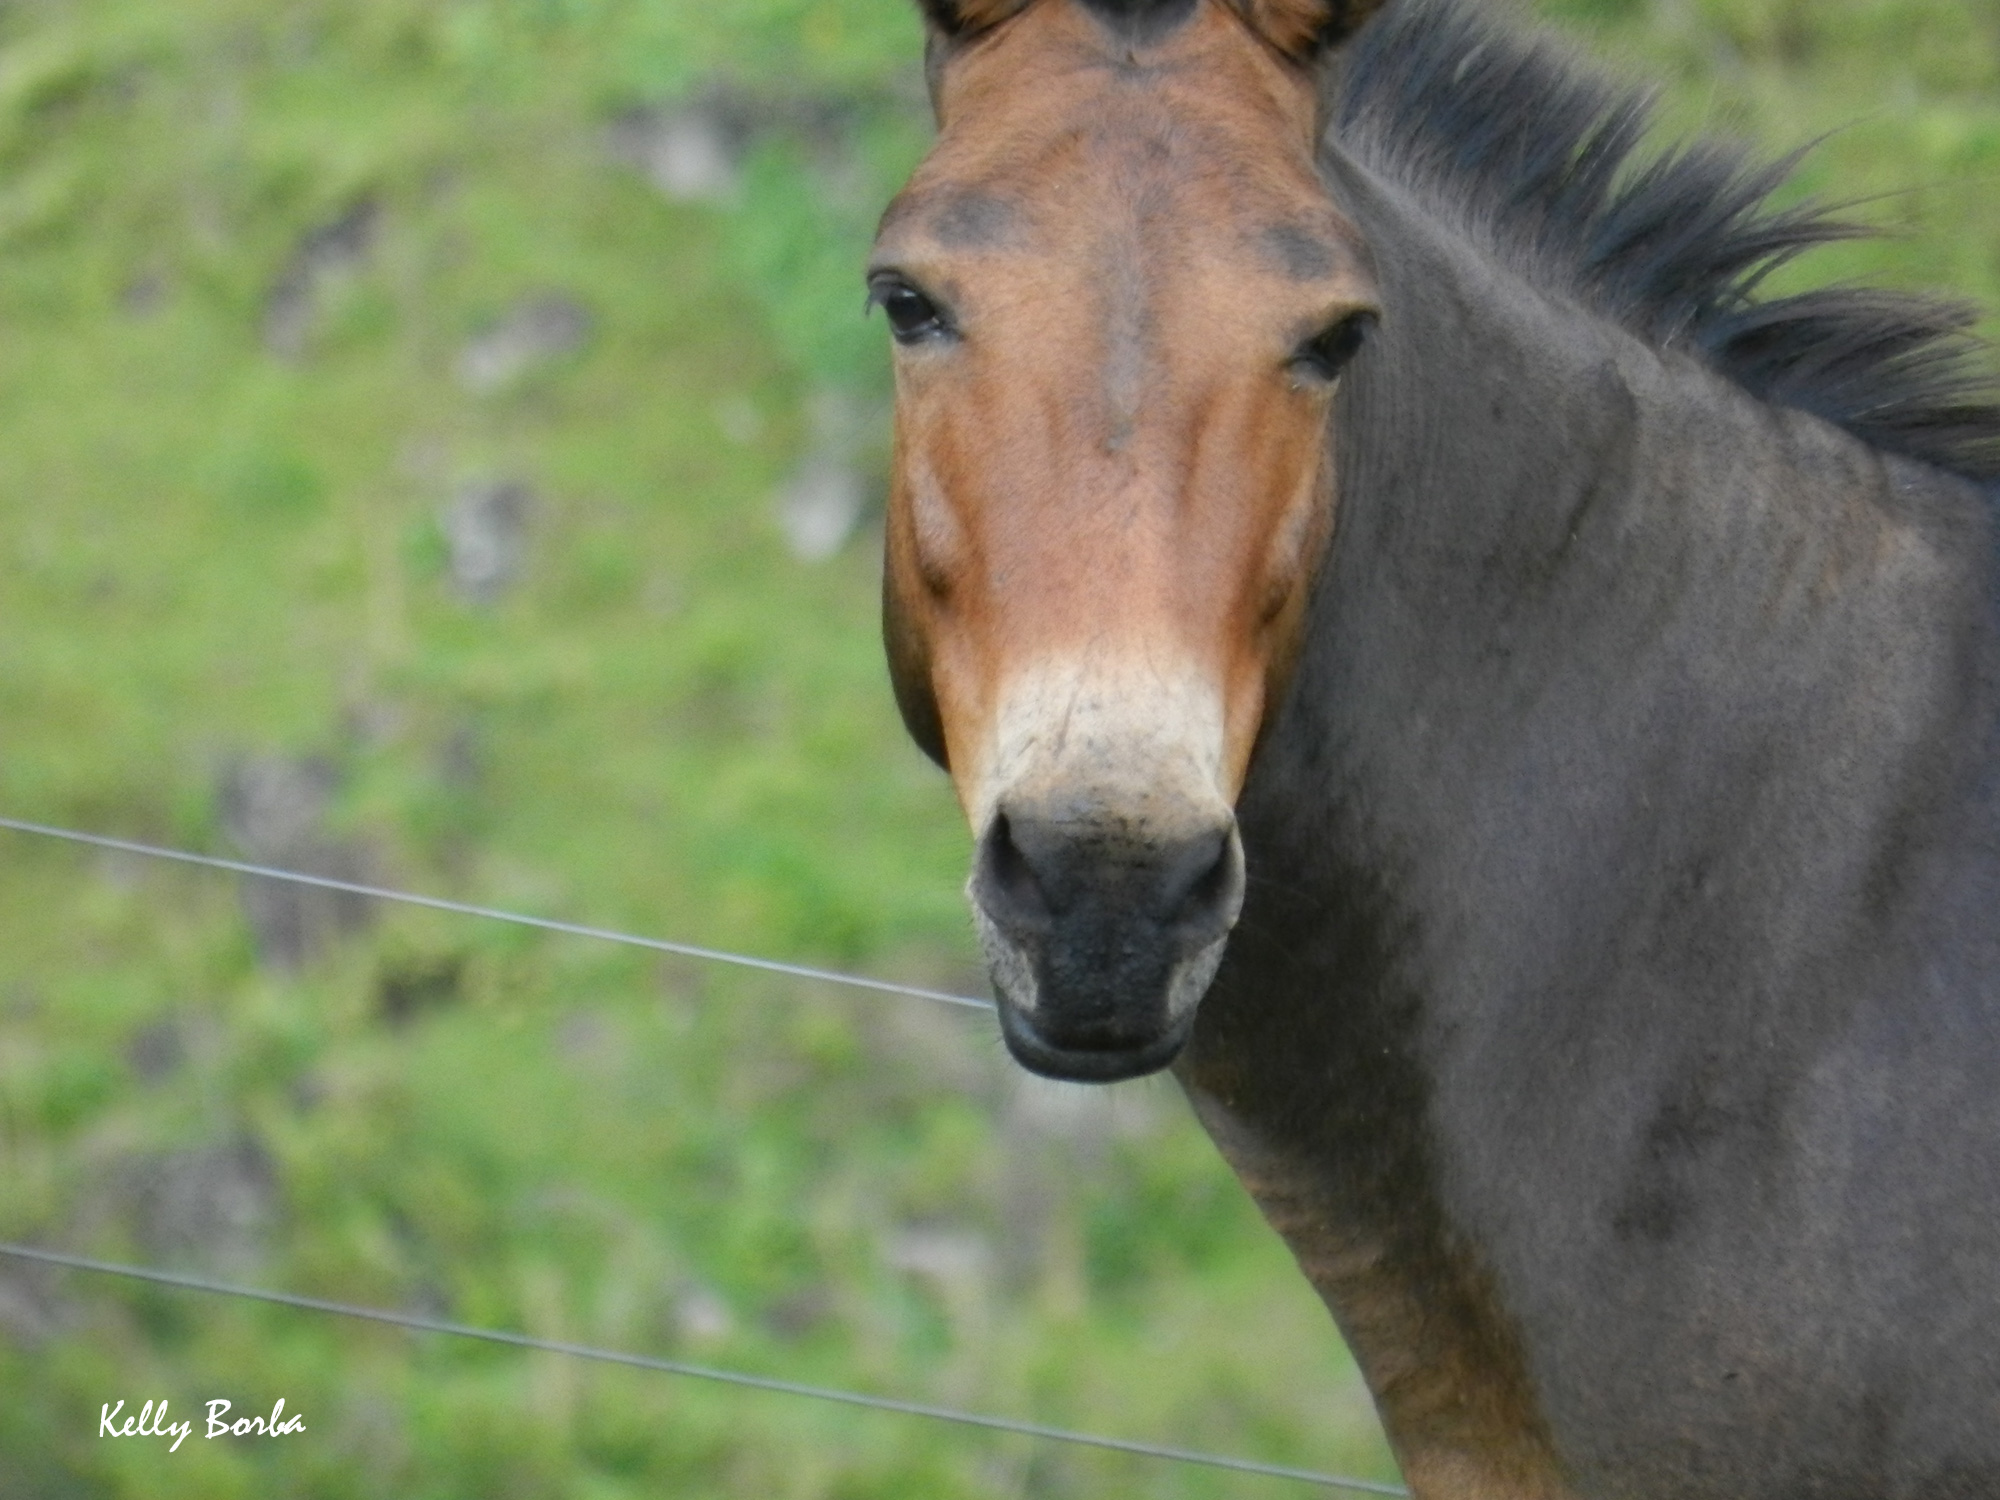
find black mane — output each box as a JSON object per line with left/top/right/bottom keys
{"left": 1331, "top": 0, "right": 2000, "bottom": 481}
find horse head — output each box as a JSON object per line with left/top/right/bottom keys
{"left": 873, "top": 0, "right": 1383, "bottom": 1080}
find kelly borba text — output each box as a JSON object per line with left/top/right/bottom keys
{"left": 100, "top": 1397, "right": 304, "bottom": 1452}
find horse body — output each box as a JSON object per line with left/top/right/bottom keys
{"left": 873, "top": 0, "right": 2000, "bottom": 1491}
{"left": 1186, "top": 141, "right": 2000, "bottom": 1497}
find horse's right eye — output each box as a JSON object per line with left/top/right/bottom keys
{"left": 1291, "top": 310, "right": 1376, "bottom": 383}
{"left": 869, "top": 276, "right": 951, "bottom": 344}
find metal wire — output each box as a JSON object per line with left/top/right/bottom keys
{"left": 0, "top": 1244, "right": 1407, "bottom": 1495}
{"left": 0, "top": 816, "right": 991, "bottom": 1011}
{"left": 0, "top": 815, "right": 1409, "bottom": 1492}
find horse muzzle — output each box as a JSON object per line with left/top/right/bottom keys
{"left": 969, "top": 801, "right": 1246, "bottom": 1082}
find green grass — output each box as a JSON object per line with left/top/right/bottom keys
{"left": 0, "top": 0, "right": 1995, "bottom": 1495}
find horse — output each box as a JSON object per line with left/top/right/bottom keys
{"left": 866, "top": 0, "right": 2000, "bottom": 1493}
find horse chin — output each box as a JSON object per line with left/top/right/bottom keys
{"left": 974, "top": 908, "right": 1231, "bottom": 1083}
{"left": 997, "top": 1004, "right": 1198, "bottom": 1082}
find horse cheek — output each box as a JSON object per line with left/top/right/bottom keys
{"left": 882, "top": 526, "right": 950, "bottom": 771}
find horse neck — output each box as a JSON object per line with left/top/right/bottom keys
{"left": 1258, "top": 146, "right": 2000, "bottom": 987}
{"left": 1180, "top": 150, "right": 2000, "bottom": 1494}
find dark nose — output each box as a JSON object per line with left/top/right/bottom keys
{"left": 973, "top": 806, "right": 1244, "bottom": 959}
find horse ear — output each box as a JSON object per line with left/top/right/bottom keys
{"left": 913, "top": 0, "right": 1035, "bottom": 38}
{"left": 1228, "top": 0, "right": 1387, "bottom": 58}
{"left": 914, "top": 0, "right": 1385, "bottom": 52}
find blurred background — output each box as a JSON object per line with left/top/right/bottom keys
{"left": 0, "top": 0, "right": 1993, "bottom": 1494}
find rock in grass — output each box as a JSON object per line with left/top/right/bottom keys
{"left": 127, "top": 1136, "right": 280, "bottom": 1278}
{"left": 217, "top": 756, "right": 374, "bottom": 970}
{"left": 377, "top": 955, "right": 464, "bottom": 1028}
{"left": 774, "top": 386, "right": 879, "bottom": 562}
{"left": 453, "top": 293, "right": 593, "bottom": 394}
{"left": 775, "top": 455, "right": 866, "bottom": 562}
{"left": 607, "top": 97, "right": 752, "bottom": 203}
{"left": 0, "top": 1257, "right": 67, "bottom": 1347}
{"left": 125, "top": 1019, "right": 186, "bottom": 1083}
{"left": 263, "top": 197, "right": 380, "bottom": 360}
{"left": 440, "top": 478, "right": 535, "bottom": 603}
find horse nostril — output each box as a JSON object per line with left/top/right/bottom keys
{"left": 975, "top": 807, "right": 1243, "bottom": 953}
{"left": 1157, "top": 824, "right": 1244, "bottom": 947}
{"left": 977, "top": 811, "right": 1054, "bottom": 930}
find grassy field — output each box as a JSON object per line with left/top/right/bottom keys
{"left": 0, "top": 0, "right": 1994, "bottom": 1495}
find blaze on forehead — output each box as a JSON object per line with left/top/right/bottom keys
{"left": 915, "top": 0, "right": 1387, "bottom": 60}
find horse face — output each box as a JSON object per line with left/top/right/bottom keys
{"left": 874, "top": 0, "right": 1378, "bottom": 1080}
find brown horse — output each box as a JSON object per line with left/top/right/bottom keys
{"left": 871, "top": 0, "right": 2000, "bottom": 1494}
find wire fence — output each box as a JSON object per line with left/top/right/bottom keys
{"left": 0, "top": 815, "right": 1410, "bottom": 1498}
{"left": 0, "top": 817, "right": 989, "bottom": 1011}
{"left": 0, "top": 1243, "right": 1404, "bottom": 1495}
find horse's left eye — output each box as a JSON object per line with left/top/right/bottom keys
{"left": 1292, "top": 311, "right": 1376, "bottom": 382}
{"left": 869, "top": 276, "right": 950, "bottom": 344}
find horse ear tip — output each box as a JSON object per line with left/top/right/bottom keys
{"left": 917, "top": 0, "right": 1386, "bottom": 47}
{"left": 913, "top": 0, "right": 1034, "bottom": 36}
{"left": 1328, "top": 0, "right": 1391, "bottom": 41}
{"left": 1243, "top": 0, "right": 1389, "bottom": 56}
